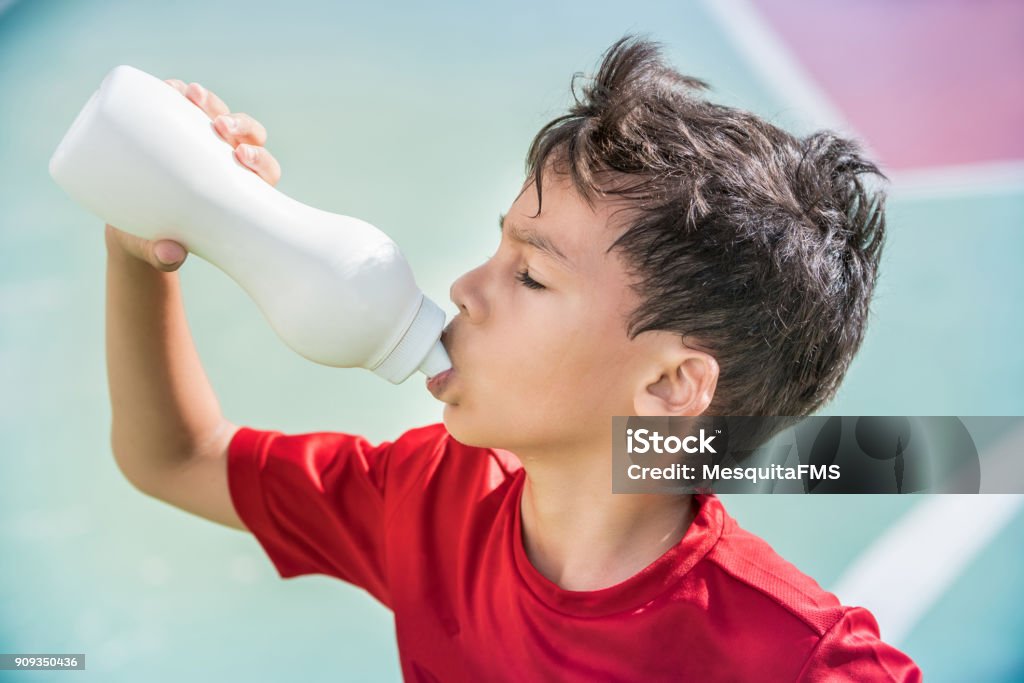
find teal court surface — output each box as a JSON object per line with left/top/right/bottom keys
{"left": 1, "top": 0, "right": 1022, "bottom": 680}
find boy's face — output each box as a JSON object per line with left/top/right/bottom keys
{"left": 431, "top": 171, "right": 714, "bottom": 454}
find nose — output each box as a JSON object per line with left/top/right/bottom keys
{"left": 450, "top": 262, "right": 490, "bottom": 323}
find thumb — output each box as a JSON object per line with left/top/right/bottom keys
{"left": 151, "top": 240, "right": 188, "bottom": 271}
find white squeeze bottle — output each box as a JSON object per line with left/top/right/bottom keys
{"left": 48, "top": 64, "right": 451, "bottom": 384}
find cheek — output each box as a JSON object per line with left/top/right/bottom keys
{"left": 458, "top": 300, "right": 577, "bottom": 412}
{"left": 448, "top": 308, "right": 634, "bottom": 447}
{"left": 498, "top": 304, "right": 626, "bottom": 406}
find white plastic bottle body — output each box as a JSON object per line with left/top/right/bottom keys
{"left": 49, "top": 64, "right": 450, "bottom": 382}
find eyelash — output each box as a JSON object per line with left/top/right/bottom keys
{"left": 515, "top": 269, "right": 546, "bottom": 290}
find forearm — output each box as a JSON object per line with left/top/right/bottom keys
{"left": 105, "top": 236, "right": 228, "bottom": 484}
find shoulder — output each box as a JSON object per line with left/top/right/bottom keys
{"left": 701, "top": 497, "right": 845, "bottom": 637}
{"left": 696, "top": 498, "right": 921, "bottom": 679}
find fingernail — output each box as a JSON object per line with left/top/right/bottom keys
{"left": 245, "top": 146, "right": 258, "bottom": 164}
{"left": 220, "top": 115, "right": 238, "bottom": 133}
{"left": 155, "top": 242, "right": 183, "bottom": 265}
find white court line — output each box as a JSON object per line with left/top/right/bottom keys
{"left": 829, "top": 492, "right": 1024, "bottom": 646}
{"left": 888, "top": 160, "right": 1024, "bottom": 200}
{"left": 698, "top": 0, "right": 1024, "bottom": 199}
{"left": 696, "top": 0, "right": 860, "bottom": 138}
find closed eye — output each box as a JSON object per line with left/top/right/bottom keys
{"left": 515, "top": 269, "right": 546, "bottom": 290}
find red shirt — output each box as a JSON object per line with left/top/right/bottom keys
{"left": 228, "top": 422, "right": 923, "bottom": 682}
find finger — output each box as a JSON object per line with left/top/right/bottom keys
{"left": 107, "top": 225, "right": 187, "bottom": 272}
{"left": 213, "top": 112, "right": 268, "bottom": 147}
{"left": 149, "top": 240, "right": 188, "bottom": 272}
{"left": 235, "top": 144, "right": 282, "bottom": 187}
{"left": 111, "top": 226, "right": 151, "bottom": 261}
{"left": 185, "top": 82, "right": 230, "bottom": 120}
{"left": 164, "top": 78, "right": 187, "bottom": 95}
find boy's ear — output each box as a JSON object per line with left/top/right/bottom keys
{"left": 632, "top": 342, "right": 719, "bottom": 417}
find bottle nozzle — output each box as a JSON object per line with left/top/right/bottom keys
{"left": 418, "top": 339, "right": 452, "bottom": 378}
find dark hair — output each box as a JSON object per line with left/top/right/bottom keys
{"left": 524, "top": 35, "right": 888, "bottom": 420}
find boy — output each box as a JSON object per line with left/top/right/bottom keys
{"left": 106, "top": 36, "right": 922, "bottom": 681}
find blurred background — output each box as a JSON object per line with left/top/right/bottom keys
{"left": 1, "top": 0, "right": 1022, "bottom": 680}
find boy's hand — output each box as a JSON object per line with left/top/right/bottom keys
{"left": 105, "top": 78, "right": 283, "bottom": 272}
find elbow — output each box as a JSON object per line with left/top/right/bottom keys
{"left": 109, "top": 429, "right": 162, "bottom": 497}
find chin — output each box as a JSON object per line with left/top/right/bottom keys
{"left": 442, "top": 407, "right": 485, "bottom": 447}
{"left": 441, "top": 406, "right": 511, "bottom": 450}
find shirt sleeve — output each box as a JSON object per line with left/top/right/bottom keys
{"left": 227, "top": 425, "right": 398, "bottom": 608}
{"left": 796, "top": 606, "right": 923, "bottom": 682}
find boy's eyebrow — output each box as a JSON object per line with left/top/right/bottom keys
{"left": 498, "top": 212, "right": 574, "bottom": 270}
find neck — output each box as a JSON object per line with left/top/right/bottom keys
{"left": 515, "top": 440, "right": 696, "bottom": 591}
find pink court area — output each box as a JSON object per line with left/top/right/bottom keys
{"left": 751, "top": 0, "right": 1024, "bottom": 171}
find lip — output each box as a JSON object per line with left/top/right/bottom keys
{"left": 426, "top": 367, "right": 454, "bottom": 399}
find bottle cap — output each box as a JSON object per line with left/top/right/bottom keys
{"left": 371, "top": 295, "right": 451, "bottom": 384}
{"left": 417, "top": 339, "right": 452, "bottom": 378}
